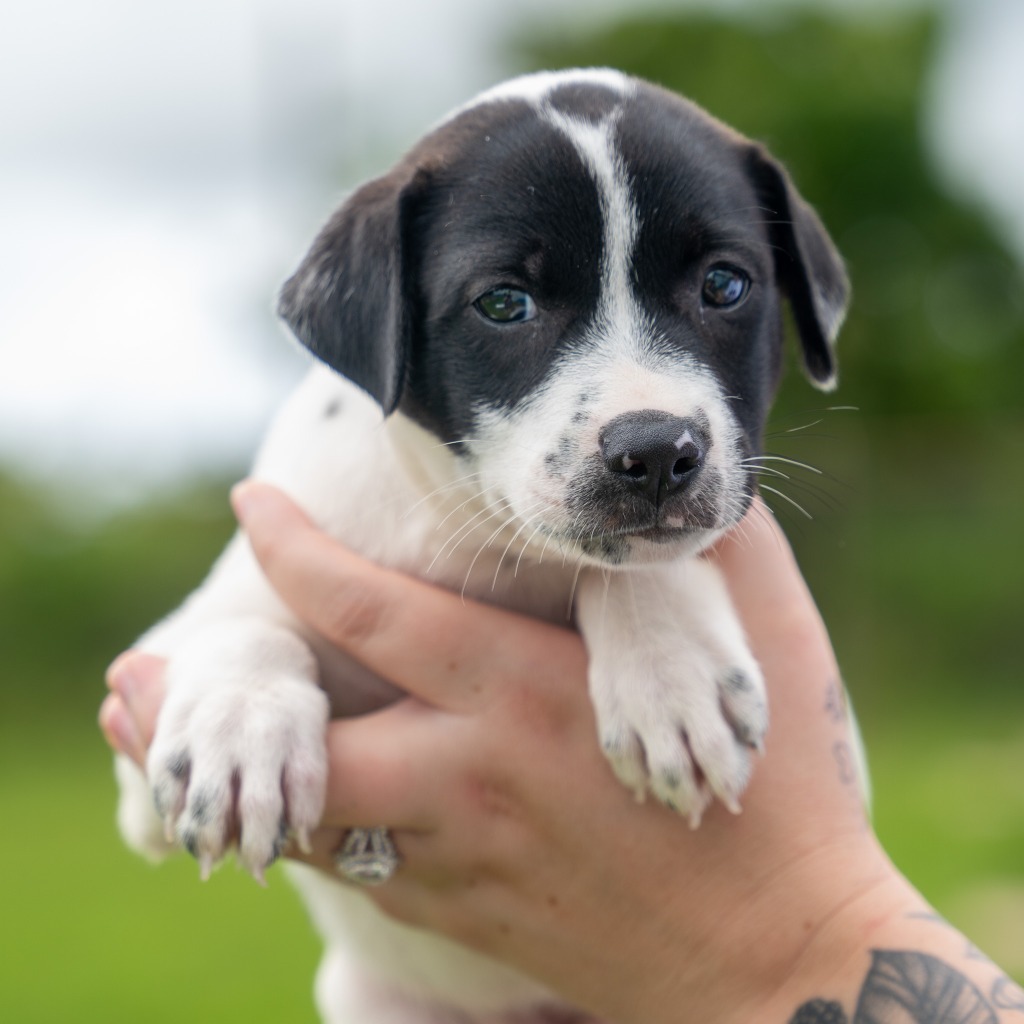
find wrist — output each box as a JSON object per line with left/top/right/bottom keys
{"left": 756, "top": 857, "right": 915, "bottom": 1023}
{"left": 753, "top": 855, "right": 1013, "bottom": 1024}
{"left": 593, "top": 834, "right": 894, "bottom": 1024}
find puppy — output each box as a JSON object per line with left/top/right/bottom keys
{"left": 114, "top": 68, "right": 848, "bottom": 1022}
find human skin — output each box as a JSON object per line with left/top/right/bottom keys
{"left": 101, "top": 483, "right": 1020, "bottom": 1023}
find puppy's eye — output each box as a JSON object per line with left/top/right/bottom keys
{"left": 474, "top": 288, "right": 537, "bottom": 324}
{"left": 702, "top": 265, "right": 750, "bottom": 308}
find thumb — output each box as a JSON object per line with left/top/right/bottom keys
{"left": 105, "top": 650, "right": 168, "bottom": 747}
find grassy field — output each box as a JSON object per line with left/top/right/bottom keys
{"left": 0, "top": 481, "right": 321, "bottom": 1021}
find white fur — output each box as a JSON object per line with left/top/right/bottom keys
{"left": 543, "top": 105, "right": 639, "bottom": 347}
{"left": 117, "top": 70, "right": 770, "bottom": 1023}
{"left": 443, "top": 67, "right": 632, "bottom": 125}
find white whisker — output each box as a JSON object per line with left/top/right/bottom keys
{"left": 744, "top": 464, "right": 792, "bottom": 481}
{"left": 742, "top": 454, "right": 823, "bottom": 475}
{"left": 784, "top": 418, "right": 823, "bottom": 434}
{"left": 432, "top": 482, "right": 502, "bottom": 534}
{"left": 402, "top": 471, "right": 484, "bottom": 518}
{"left": 427, "top": 495, "right": 511, "bottom": 573}
{"left": 759, "top": 484, "right": 813, "bottom": 520}
{"left": 491, "top": 502, "right": 549, "bottom": 590}
{"left": 515, "top": 520, "right": 551, "bottom": 577}
{"left": 429, "top": 438, "right": 481, "bottom": 449}
{"left": 565, "top": 555, "right": 586, "bottom": 620}
{"left": 462, "top": 510, "right": 524, "bottom": 600}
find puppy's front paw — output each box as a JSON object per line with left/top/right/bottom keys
{"left": 146, "top": 632, "right": 329, "bottom": 882}
{"left": 592, "top": 654, "right": 767, "bottom": 827}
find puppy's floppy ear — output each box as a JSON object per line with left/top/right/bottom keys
{"left": 745, "top": 146, "right": 849, "bottom": 391}
{"left": 278, "top": 169, "right": 428, "bottom": 414}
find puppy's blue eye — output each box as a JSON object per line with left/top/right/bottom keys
{"left": 702, "top": 265, "right": 750, "bottom": 308}
{"left": 474, "top": 288, "right": 537, "bottom": 324}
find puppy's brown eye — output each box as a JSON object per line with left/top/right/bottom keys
{"left": 475, "top": 288, "right": 537, "bottom": 324}
{"left": 702, "top": 265, "right": 750, "bottom": 308}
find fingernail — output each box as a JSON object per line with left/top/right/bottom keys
{"left": 107, "top": 654, "right": 151, "bottom": 706}
{"left": 109, "top": 650, "right": 168, "bottom": 703}
{"left": 107, "top": 657, "right": 140, "bottom": 703}
{"left": 106, "top": 651, "right": 137, "bottom": 693}
{"left": 99, "top": 696, "right": 144, "bottom": 760}
{"left": 230, "top": 480, "right": 264, "bottom": 524}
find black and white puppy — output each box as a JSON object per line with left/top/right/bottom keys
{"left": 115, "top": 68, "right": 848, "bottom": 1022}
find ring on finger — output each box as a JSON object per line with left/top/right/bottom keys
{"left": 333, "top": 826, "right": 400, "bottom": 886}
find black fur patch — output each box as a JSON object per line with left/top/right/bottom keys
{"left": 403, "top": 109, "right": 606, "bottom": 440}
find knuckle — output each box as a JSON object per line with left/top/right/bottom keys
{"left": 463, "top": 772, "right": 522, "bottom": 823}
{"left": 321, "top": 583, "right": 389, "bottom": 647}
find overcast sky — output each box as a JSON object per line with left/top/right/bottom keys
{"left": 1, "top": 0, "right": 1021, "bottom": 509}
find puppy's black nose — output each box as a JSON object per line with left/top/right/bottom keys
{"left": 600, "top": 411, "right": 706, "bottom": 505}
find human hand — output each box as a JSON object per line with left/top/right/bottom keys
{"left": 101, "top": 484, "right": 902, "bottom": 1023}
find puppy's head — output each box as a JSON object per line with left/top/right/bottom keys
{"left": 279, "top": 70, "right": 849, "bottom": 566}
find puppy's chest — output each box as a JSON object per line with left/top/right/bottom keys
{"left": 254, "top": 369, "right": 578, "bottom": 708}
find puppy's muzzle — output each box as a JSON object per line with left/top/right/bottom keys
{"left": 600, "top": 410, "right": 706, "bottom": 506}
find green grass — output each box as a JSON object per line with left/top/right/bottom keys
{"left": 0, "top": 482, "right": 318, "bottom": 1021}
{"left": 0, "top": 712, "right": 322, "bottom": 1023}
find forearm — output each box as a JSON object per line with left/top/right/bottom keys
{"left": 622, "top": 847, "right": 1019, "bottom": 1024}
{"left": 759, "top": 869, "right": 1022, "bottom": 1024}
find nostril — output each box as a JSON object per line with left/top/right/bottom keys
{"left": 672, "top": 442, "right": 703, "bottom": 480}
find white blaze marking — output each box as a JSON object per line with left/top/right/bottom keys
{"left": 542, "top": 105, "right": 640, "bottom": 347}
{"left": 445, "top": 68, "right": 645, "bottom": 356}
{"left": 442, "top": 67, "right": 631, "bottom": 124}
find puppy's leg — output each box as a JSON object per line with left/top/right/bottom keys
{"left": 127, "top": 618, "right": 329, "bottom": 881}
{"left": 116, "top": 752, "right": 178, "bottom": 861}
{"left": 576, "top": 559, "right": 767, "bottom": 825}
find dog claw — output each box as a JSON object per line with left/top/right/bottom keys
{"left": 296, "top": 827, "right": 313, "bottom": 855}
{"left": 687, "top": 786, "right": 713, "bottom": 829}
{"left": 199, "top": 853, "right": 214, "bottom": 881}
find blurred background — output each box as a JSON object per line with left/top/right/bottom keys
{"left": 2, "top": 0, "right": 1022, "bottom": 1017}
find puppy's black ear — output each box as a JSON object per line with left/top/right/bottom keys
{"left": 745, "top": 147, "right": 849, "bottom": 391}
{"left": 278, "top": 169, "right": 428, "bottom": 414}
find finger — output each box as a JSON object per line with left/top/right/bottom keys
{"left": 706, "top": 500, "right": 834, "bottom": 672}
{"left": 707, "top": 500, "right": 847, "bottom": 797}
{"left": 317, "top": 701, "right": 447, "bottom": 831}
{"left": 106, "top": 651, "right": 168, "bottom": 746}
{"left": 232, "top": 480, "right": 584, "bottom": 712}
{"left": 98, "top": 693, "right": 147, "bottom": 765}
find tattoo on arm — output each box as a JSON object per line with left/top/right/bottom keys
{"left": 824, "top": 678, "right": 848, "bottom": 724}
{"left": 823, "top": 679, "right": 856, "bottom": 790}
{"left": 992, "top": 977, "right": 1024, "bottom": 1012}
{"left": 788, "top": 950, "right": 1001, "bottom": 1023}
{"left": 904, "top": 909, "right": 1024, "bottom": 1013}
{"left": 832, "top": 740, "right": 858, "bottom": 787}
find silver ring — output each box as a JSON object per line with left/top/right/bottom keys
{"left": 334, "top": 827, "right": 400, "bottom": 886}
